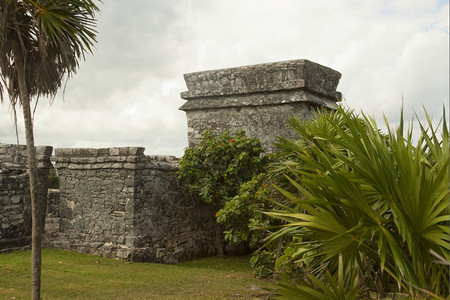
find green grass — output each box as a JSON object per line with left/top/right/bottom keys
{"left": 0, "top": 248, "right": 276, "bottom": 299}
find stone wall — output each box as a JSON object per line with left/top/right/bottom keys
{"left": 0, "top": 143, "right": 53, "bottom": 251}
{"left": 133, "top": 155, "right": 217, "bottom": 262}
{"left": 46, "top": 147, "right": 216, "bottom": 263}
{"left": 47, "top": 189, "right": 60, "bottom": 218}
{"left": 180, "top": 59, "right": 342, "bottom": 152}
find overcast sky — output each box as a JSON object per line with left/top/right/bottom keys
{"left": 1, "top": 0, "right": 448, "bottom": 157}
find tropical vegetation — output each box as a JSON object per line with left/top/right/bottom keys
{"left": 264, "top": 106, "right": 449, "bottom": 299}
{"left": 216, "top": 172, "right": 279, "bottom": 278}
{"left": 177, "top": 129, "right": 268, "bottom": 256}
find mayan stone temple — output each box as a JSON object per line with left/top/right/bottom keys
{"left": 180, "top": 59, "right": 342, "bottom": 152}
{"left": 0, "top": 59, "right": 342, "bottom": 262}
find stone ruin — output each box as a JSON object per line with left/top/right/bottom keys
{"left": 180, "top": 59, "right": 341, "bottom": 152}
{"left": 0, "top": 59, "right": 341, "bottom": 262}
{"left": 47, "top": 148, "right": 217, "bottom": 263}
{"left": 0, "top": 145, "right": 52, "bottom": 250}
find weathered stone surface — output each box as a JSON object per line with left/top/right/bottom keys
{"left": 0, "top": 143, "right": 52, "bottom": 251}
{"left": 46, "top": 147, "right": 216, "bottom": 263}
{"left": 180, "top": 59, "right": 342, "bottom": 152}
{"left": 47, "top": 189, "right": 60, "bottom": 218}
{"left": 181, "top": 59, "right": 341, "bottom": 99}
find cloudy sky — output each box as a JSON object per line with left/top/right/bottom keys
{"left": 1, "top": 0, "right": 448, "bottom": 157}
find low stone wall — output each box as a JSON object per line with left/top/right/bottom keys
{"left": 133, "top": 155, "right": 217, "bottom": 262}
{"left": 0, "top": 143, "right": 53, "bottom": 251}
{"left": 46, "top": 147, "right": 216, "bottom": 263}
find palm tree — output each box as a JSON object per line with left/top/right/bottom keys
{"left": 0, "top": 1, "right": 100, "bottom": 299}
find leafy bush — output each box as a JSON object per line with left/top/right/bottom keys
{"left": 177, "top": 130, "right": 268, "bottom": 255}
{"left": 178, "top": 130, "right": 267, "bottom": 207}
{"left": 216, "top": 173, "right": 270, "bottom": 246}
{"left": 217, "top": 163, "right": 297, "bottom": 278}
{"left": 250, "top": 249, "right": 277, "bottom": 278}
{"left": 266, "top": 106, "right": 449, "bottom": 299}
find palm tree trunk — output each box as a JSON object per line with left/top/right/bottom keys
{"left": 12, "top": 42, "right": 41, "bottom": 300}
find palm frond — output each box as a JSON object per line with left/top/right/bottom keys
{"left": 267, "top": 105, "right": 449, "bottom": 298}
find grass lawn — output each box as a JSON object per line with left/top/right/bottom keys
{"left": 0, "top": 248, "right": 276, "bottom": 299}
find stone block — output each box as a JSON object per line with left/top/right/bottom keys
{"left": 123, "top": 163, "right": 136, "bottom": 169}
{"left": 119, "top": 148, "right": 129, "bottom": 156}
{"left": 97, "top": 148, "right": 109, "bottom": 156}
{"left": 129, "top": 147, "right": 145, "bottom": 156}
{"left": 87, "top": 148, "right": 98, "bottom": 156}
{"left": 55, "top": 148, "right": 72, "bottom": 156}
{"left": 116, "top": 247, "right": 131, "bottom": 259}
{"left": 110, "top": 163, "right": 123, "bottom": 169}
{"left": 11, "top": 196, "right": 21, "bottom": 204}
{"left": 36, "top": 146, "right": 53, "bottom": 156}
{"left": 72, "top": 148, "right": 82, "bottom": 156}
{"left": 109, "top": 148, "right": 120, "bottom": 156}
{"left": 125, "top": 236, "right": 138, "bottom": 247}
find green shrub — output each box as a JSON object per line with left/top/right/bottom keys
{"left": 217, "top": 173, "right": 270, "bottom": 247}
{"left": 250, "top": 249, "right": 277, "bottom": 278}
{"left": 266, "top": 106, "right": 449, "bottom": 299}
{"left": 177, "top": 130, "right": 268, "bottom": 255}
{"left": 217, "top": 165, "right": 298, "bottom": 278}
{"left": 178, "top": 130, "right": 267, "bottom": 207}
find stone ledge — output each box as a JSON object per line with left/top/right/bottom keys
{"left": 55, "top": 147, "right": 147, "bottom": 170}
{"left": 180, "top": 89, "right": 340, "bottom": 111}
{"left": 0, "top": 144, "right": 53, "bottom": 170}
{"left": 145, "top": 155, "right": 179, "bottom": 170}
{"left": 180, "top": 59, "right": 341, "bottom": 100}
{"left": 55, "top": 147, "right": 145, "bottom": 157}
{"left": 56, "top": 161, "right": 145, "bottom": 170}
{"left": 54, "top": 148, "right": 179, "bottom": 171}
